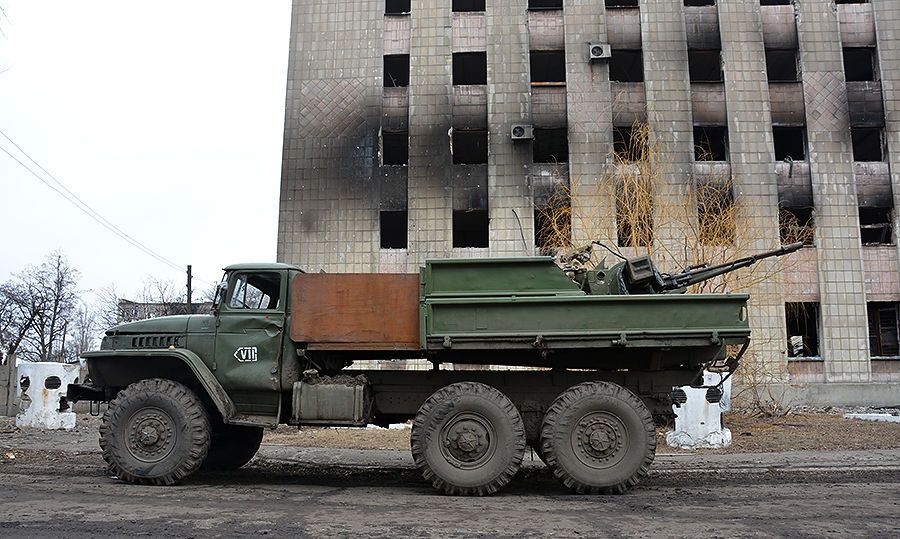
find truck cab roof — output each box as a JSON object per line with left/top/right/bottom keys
{"left": 222, "top": 262, "right": 303, "bottom": 272}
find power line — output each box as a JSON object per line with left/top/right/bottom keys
{"left": 0, "top": 130, "right": 215, "bottom": 286}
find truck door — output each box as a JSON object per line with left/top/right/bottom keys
{"left": 214, "top": 270, "right": 285, "bottom": 420}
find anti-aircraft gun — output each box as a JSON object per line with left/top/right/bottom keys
{"left": 563, "top": 241, "right": 804, "bottom": 296}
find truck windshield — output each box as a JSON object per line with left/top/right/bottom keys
{"left": 228, "top": 272, "right": 281, "bottom": 310}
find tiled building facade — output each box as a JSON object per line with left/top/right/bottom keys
{"left": 278, "top": 0, "right": 900, "bottom": 401}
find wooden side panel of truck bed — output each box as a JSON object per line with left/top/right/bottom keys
{"left": 290, "top": 273, "right": 420, "bottom": 350}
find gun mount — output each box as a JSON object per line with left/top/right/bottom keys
{"left": 568, "top": 242, "right": 803, "bottom": 295}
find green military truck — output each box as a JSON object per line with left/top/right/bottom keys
{"left": 69, "top": 243, "right": 800, "bottom": 495}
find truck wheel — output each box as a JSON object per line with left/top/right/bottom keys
{"left": 411, "top": 382, "right": 526, "bottom": 496}
{"left": 99, "top": 378, "right": 210, "bottom": 485}
{"left": 201, "top": 424, "right": 264, "bottom": 471}
{"left": 540, "top": 381, "right": 655, "bottom": 494}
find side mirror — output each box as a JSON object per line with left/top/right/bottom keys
{"left": 212, "top": 281, "right": 228, "bottom": 314}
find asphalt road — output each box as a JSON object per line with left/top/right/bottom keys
{"left": 1, "top": 432, "right": 899, "bottom": 538}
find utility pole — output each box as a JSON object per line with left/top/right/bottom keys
{"left": 186, "top": 265, "right": 193, "bottom": 315}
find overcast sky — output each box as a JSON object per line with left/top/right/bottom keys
{"left": 0, "top": 1, "right": 292, "bottom": 300}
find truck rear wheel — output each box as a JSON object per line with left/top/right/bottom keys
{"left": 99, "top": 378, "right": 210, "bottom": 485}
{"left": 540, "top": 381, "right": 655, "bottom": 494}
{"left": 201, "top": 424, "right": 264, "bottom": 471}
{"left": 411, "top": 382, "right": 526, "bottom": 496}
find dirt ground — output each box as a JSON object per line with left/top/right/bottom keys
{"left": 261, "top": 412, "right": 900, "bottom": 453}
{"left": 2, "top": 413, "right": 900, "bottom": 537}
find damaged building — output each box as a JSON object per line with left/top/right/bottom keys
{"left": 277, "top": 0, "right": 900, "bottom": 404}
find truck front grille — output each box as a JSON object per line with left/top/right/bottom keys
{"left": 131, "top": 335, "right": 180, "bottom": 348}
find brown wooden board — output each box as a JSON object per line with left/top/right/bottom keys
{"left": 290, "top": 273, "right": 421, "bottom": 350}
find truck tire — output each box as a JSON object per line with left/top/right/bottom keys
{"left": 411, "top": 382, "right": 526, "bottom": 496}
{"left": 99, "top": 378, "right": 210, "bottom": 486}
{"left": 540, "top": 381, "right": 655, "bottom": 494}
{"left": 201, "top": 424, "right": 264, "bottom": 471}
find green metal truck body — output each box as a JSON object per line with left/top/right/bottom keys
{"left": 70, "top": 247, "right": 797, "bottom": 495}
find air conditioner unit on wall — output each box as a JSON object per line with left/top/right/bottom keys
{"left": 510, "top": 124, "right": 534, "bottom": 140}
{"left": 589, "top": 43, "right": 611, "bottom": 61}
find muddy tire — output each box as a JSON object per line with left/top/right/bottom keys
{"left": 540, "top": 381, "right": 655, "bottom": 494}
{"left": 411, "top": 382, "right": 526, "bottom": 496}
{"left": 100, "top": 378, "right": 210, "bottom": 485}
{"left": 201, "top": 424, "right": 264, "bottom": 471}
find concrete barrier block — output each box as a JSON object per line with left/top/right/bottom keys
{"left": 15, "top": 362, "right": 81, "bottom": 430}
{"left": 666, "top": 371, "right": 732, "bottom": 449}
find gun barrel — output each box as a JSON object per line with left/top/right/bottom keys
{"left": 662, "top": 242, "right": 803, "bottom": 289}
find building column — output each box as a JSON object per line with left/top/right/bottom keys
{"left": 565, "top": 1, "right": 615, "bottom": 246}
{"left": 407, "top": 0, "right": 453, "bottom": 269}
{"left": 640, "top": 0, "right": 695, "bottom": 267}
{"left": 718, "top": 0, "right": 789, "bottom": 377}
{"left": 796, "top": 0, "right": 871, "bottom": 382}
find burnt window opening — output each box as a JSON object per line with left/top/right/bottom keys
{"left": 696, "top": 182, "right": 735, "bottom": 246}
{"left": 380, "top": 210, "right": 408, "bottom": 249}
{"left": 605, "top": 0, "right": 639, "bottom": 6}
{"left": 684, "top": 0, "right": 716, "bottom": 6}
{"left": 533, "top": 128, "right": 569, "bottom": 163}
{"left": 773, "top": 126, "right": 807, "bottom": 161}
{"left": 851, "top": 127, "right": 884, "bottom": 162}
{"left": 868, "top": 302, "right": 900, "bottom": 357}
{"left": 613, "top": 126, "right": 649, "bottom": 162}
{"left": 836, "top": 0, "right": 869, "bottom": 4}
{"left": 381, "top": 131, "right": 409, "bottom": 166}
{"left": 766, "top": 50, "right": 799, "bottom": 82}
{"left": 453, "top": 0, "right": 485, "bottom": 11}
{"left": 786, "top": 302, "right": 820, "bottom": 358}
{"left": 384, "top": 54, "right": 410, "bottom": 87}
{"left": 843, "top": 47, "right": 877, "bottom": 82}
{"left": 760, "top": 0, "right": 792, "bottom": 5}
{"left": 779, "top": 206, "right": 815, "bottom": 245}
{"left": 530, "top": 51, "right": 567, "bottom": 84}
{"left": 859, "top": 206, "right": 893, "bottom": 245}
{"left": 453, "top": 52, "right": 487, "bottom": 85}
{"left": 452, "top": 129, "right": 488, "bottom": 164}
{"left": 534, "top": 202, "right": 571, "bottom": 254}
{"left": 453, "top": 209, "right": 489, "bottom": 248}
{"left": 693, "top": 126, "right": 728, "bottom": 161}
{"left": 688, "top": 50, "right": 723, "bottom": 82}
{"left": 385, "top": 0, "right": 410, "bottom": 15}
{"left": 609, "top": 50, "right": 644, "bottom": 82}
{"left": 529, "top": 0, "right": 563, "bottom": 9}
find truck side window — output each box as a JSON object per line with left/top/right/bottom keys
{"left": 229, "top": 273, "right": 281, "bottom": 310}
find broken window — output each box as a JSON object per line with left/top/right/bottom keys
{"left": 616, "top": 179, "right": 654, "bottom": 248}
{"left": 609, "top": 50, "right": 644, "bottom": 82}
{"left": 684, "top": 0, "right": 715, "bottom": 6}
{"left": 530, "top": 51, "right": 567, "bottom": 84}
{"left": 452, "top": 0, "right": 485, "bottom": 11}
{"left": 380, "top": 210, "right": 408, "bottom": 249}
{"left": 836, "top": 0, "right": 869, "bottom": 4}
{"left": 529, "top": 0, "right": 562, "bottom": 9}
{"left": 766, "top": 50, "right": 799, "bottom": 82}
{"left": 453, "top": 209, "right": 489, "bottom": 248}
{"left": 613, "top": 125, "right": 649, "bottom": 162}
{"left": 696, "top": 181, "right": 735, "bottom": 245}
{"left": 868, "top": 302, "right": 900, "bottom": 357}
{"left": 844, "top": 47, "right": 877, "bottom": 82}
{"left": 786, "top": 302, "right": 820, "bottom": 358}
{"left": 773, "top": 126, "right": 806, "bottom": 161}
{"left": 605, "top": 0, "right": 638, "bottom": 6}
{"left": 851, "top": 127, "right": 884, "bottom": 162}
{"left": 534, "top": 198, "right": 571, "bottom": 254}
{"left": 694, "top": 126, "right": 728, "bottom": 161}
{"left": 779, "top": 206, "right": 815, "bottom": 245}
{"left": 453, "top": 52, "right": 487, "bottom": 85}
{"left": 385, "top": 0, "right": 410, "bottom": 15}
{"left": 533, "top": 128, "right": 569, "bottom": 163}
{"left": 381, "top": 131, "right": 408, "bottom": 166}
{"left": 859, "top": 206, "right": 893, "bottom": 245}
{"left": 688, "top": 50, "right": 723, "bottom": 82}
{"left": 452, "top": 129, "right": 488, "bottom": 164}
{"left": 384, "top": 54, "right": 410, "bottom": 87}
{"left": 760, "top": 0, "right": 792, "bottom": 6}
